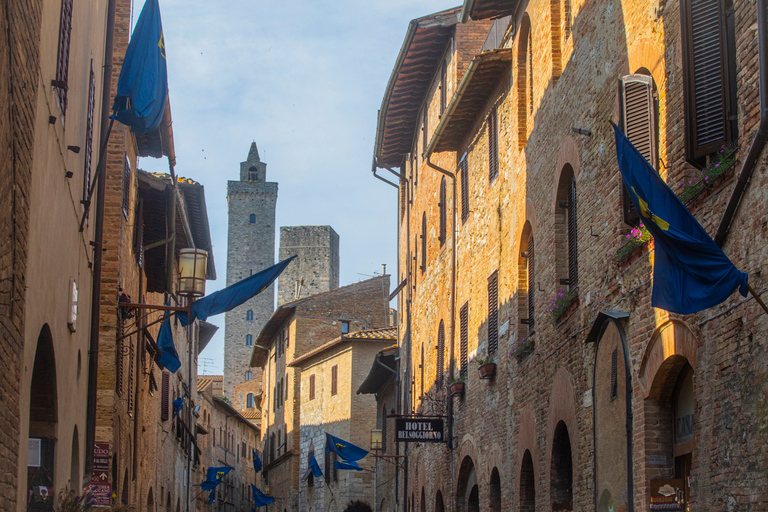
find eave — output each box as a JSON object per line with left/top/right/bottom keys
{"left": 461, "top": 0, "right": 519, "bottom": 22}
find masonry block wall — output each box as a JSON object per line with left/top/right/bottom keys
{"left": 278, "top": 225, "right": 340, "bottom": 305}
{"left": 224, "top": 145, "right": 278, "bottom": 399}
{"left": 394, "top": 1, "right": 768, "bottom": 512}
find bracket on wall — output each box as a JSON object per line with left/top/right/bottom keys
{"left": 572, "top": 127, "right": 592, "bottom": 137}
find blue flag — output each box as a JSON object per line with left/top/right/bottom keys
{"left": 309, "top": 452, "right": 323, "bottom": 477}
{"left": 613, "top": 124, "right": 748, "bottom": 314}
{"left": 335, "top": 459, "right": 364, "bottom": 471}
{"left": 325, "top": 432, "right": 368, "bottom": 462}
{"left": 207, "top": 490, "right": 215, "bottom": 505}
{"left": 252, "top": 449, "right": 262, "bottom": 473}
{"left": 171, "top": 397, "right": 183, "bottom": 420}
{"left": 179, "top": 256, "right": 295, "bottom": 326}
{"left": 200, "top": 466, "right": 232, "bottom": 491}
{"left": 251, "top": 484, "right": 275, "bottom": 507}
{"left": 111, "top": 0, "right": 168, "bottom": 134}
{"left": 157, "top": 301, "right": 180, "bottom": 373}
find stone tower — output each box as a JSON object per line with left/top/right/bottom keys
{"left": 278, "top": 226, "right": 340, "bottom": 305}
{"left": 223, "top": 143, "right": 277, "bottom": 399}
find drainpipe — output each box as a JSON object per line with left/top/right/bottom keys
{"left": 714, "top": 0, "right": 768, "bottom": 247}
{"left": 85, "top": 0, "right": 116, "bottom": 478}
{"left": 424, "top": 156, "right": 456, "bottom": 451}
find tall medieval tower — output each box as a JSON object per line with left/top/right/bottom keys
{"left": 223, "top": 143, "right": 277, "bottom": 399}
{"left": 277, "top": 226, "right": 340, "bottom": 305}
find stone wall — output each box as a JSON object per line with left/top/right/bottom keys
{"left": 278, "top": 225, "right": 340, "bottom": 306}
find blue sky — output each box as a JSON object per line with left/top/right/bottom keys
{"left": 137, "top": 0, "right": 453, "bottom": 374}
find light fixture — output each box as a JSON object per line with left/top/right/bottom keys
{"left": 370, "top": 429, "right": 383, "bottom": 451}
{"left": 178, "top": 248, "right": 208, "bottom": 297}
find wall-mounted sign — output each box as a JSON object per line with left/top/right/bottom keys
{"left": 395, "top": 418, "right": 444, "bottom": 443}
{"left": 87, "top": 443, "right": 111, "bottom": 506}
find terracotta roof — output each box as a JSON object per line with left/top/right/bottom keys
{"left": 197, "top": 375, "right": 223, "bottom": 393}
{"left": 288, "top": 327, "right": 399, "bottom": 368}
{"left": 461, "top": 0, "right": 519, "bottom": 21}
{"left": 241, "top": 409, "right": 262, "bottom": 420}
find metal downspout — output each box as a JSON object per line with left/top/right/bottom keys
{"left": 714, "top": 0, "right": 768, "bottom": 247}
{"left": 85, "top": 0, "right": 116, "bottom": 478}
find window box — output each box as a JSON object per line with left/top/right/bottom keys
{"left": 448, "top": 380, "right": 465, "bottom": 396}
{"left": 478, "top": 362, "right": 496, "bottom": 379}
{"left": 612, "top": 224, "right": 652, "bottom": 266}
{"left": 547, "top": 287, "right": 579, "bottom": 325}
{"left": 510, "top": 337, "right": 534, "bottom": 362}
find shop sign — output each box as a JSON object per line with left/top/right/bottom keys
{"left": 87, "top": 443, "right": 111, "bottom": 506}
{"left": 395, "top": 418, "right": 444, "bottom": 443}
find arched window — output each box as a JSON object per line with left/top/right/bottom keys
{"left": 518, "top": 223, "right": 535, "bottom": 346}
{"left": 246, "top": 334, "right": 253, "bottom": 347}
{"left": 436, "top": 321, "right": 445, "bottom": 390}
{"left": 439, "top": 177, "right": 447, "bottom": 246}
{"left": 248, "top": 166, "right": 258, "bottom": 181}
{"left": 247, "top": 393, "right": 255, "bottom": 408}
{"left": 520, "top": 450, "right": 536, "bottom": 512}
{"left": 246, "top": 310, "right": 253, "bottom": 321}
{"left": 517, "top": 14, "right": 533, "bottom": 149}
{"left": 245, "top": 371, "right": 252, "bottom": 381}
{"left": 490, "top": 468, "right": 501, "bottom": 512}
{"left": 551, "top": 421, "right": 574, "bottom": 511}
{"left": 550, "top": 0, "right": 572, "bottom": 81}
{"left": 249, "top": 214, "right": 256, "bottom": 224}
{"left": 556, "top": 165, "right": 578, "bottom": 292}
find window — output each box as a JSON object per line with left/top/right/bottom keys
{"left": 341, "top": 321, "right": 350, "bottom": 334}
{"left": 246, "top": 310, "right": 253, "bottom": 321}
{"left": 420, "top": 344, "right": 424, "bottom": 399}
{"left": 460, "top": 154, "right": 469, "bottom": 223}
{"left": 161, "top": 371, "right": 169, "bottom": 421}
{"left": 488, "top": 107, "right": 498, "bottom": 182}
{"left": 460, "top": 303, "right": 469, "bottom": 378}
{"left": 680, "top": 0, "right": 737, "bottom": 162}
{"left": 309, "top": 374, "right": 315, "bottom": 400}
{"left": 116, "top": 334, "right": 124, "bottom": 396}
{"left": 620, "top": 73, "right": 658, "bottom": 225}
{"left": 488, "top": 271, "right": 499, "bottom": 355}
{"left": 436, "top": 321, "right": 445, "bottom": 390}
{"left": 517, "top": 14, "right": 533, "bottom": 149}
{"left": 556, "top": 166, "right": 578, "bottom": 290}
{"left": 519, "top": 224, "right": 536, "bottom": 340}
{"left": 567, "top": 176, "right": 578, "bottom": 290}
{"left": 527, "top": 235, "right": 535, "bottom": 335}
{"left": 82, "top": 61, "right": 95, "bottom": 219}
{"left": 422, "top": 108, "right": 428, "bottom": 156}
{"left": 331, "top": 365, "right": 338, "bottom": 396}
{"left": 247, "top": 393, "right": 255, "bottom": 408}
{"left": 440, "top": 62, "right": 447, "bottom": 117}
{"left": 381, "top": 404, "right": 388, "bottom": 453}
{"left": 246, "top": 334, "right": 253, "bottom": 347}
{"left": 439, "top": 177, "right": 447, "bottom": 246}
{"left": 128, "top": 339, "right": 134, "bottom": 415}
{"left": 122, "top": 156, "right": 131, "bottom": 219}
{"left": 55, "top": 0, "right": 73, "bottom": 114}
{"left": 245, "top": 371, "right": 252, "bottom": 381}
{"left": 248, "top": 167, "right": 258, "bottom": 181}
{"left": 400, "top": 180, "right": 407, "bottom": 222}
{"left": 249, "top": 214, "right": 256, "bottom": 224}
{"left": 420, "top": 213, "right": 427, "bottom": 273}
{"left": 610, "top": 349, "right": 618, "bottom": 401}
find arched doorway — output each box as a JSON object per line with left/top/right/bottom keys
{"left": 147, "top": 487, "right": 154, "bottom": 512}
{"left": 70, "top": 426, "right": 80, "bottom": 491}
{"left": 550, "top": 421, "right": 573, "bottom": 511}
{"left": 490, "top": 468, "right": 501, "bottom": 512}
{"left": 457, "top": 456, "right": 478, "bottom": 512}
{"left": 27, "top": 325, "right": 58, "bottom": 510}
{"left": 343, "top": 501, "right": 373, "bottom": 512}
{"left": 435, "top": 491, "right": 445, "bottom": 512}
{"left": 121, "top": 469, "right": 129, "bottom": 504}
{"left": 520, "top": 450, "right": 535, "bottom": 512}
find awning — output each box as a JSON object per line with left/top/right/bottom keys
{"left": 357, "top": 347, "right": 397, "bottom": 395}
{"left": 461, "top": 0, "right": 519, "bottom": 22}
{"left": 426, "top": 48, "right": 513, "bottom": 156}
{"left": 198, "top": 321, "right": 218, "bottom": 355}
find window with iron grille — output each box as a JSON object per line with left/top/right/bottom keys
{"left": 460, "top": 303, "right": 469, "bottom": 378}
{"left": 55, "top": 0, "right": 73, "bottom": 114}
{"left": 440, "top": 62, "right": 447, "bottom": 116}
{"left": 128, "top": 339, "right": 135, "bottom": 415}
{"left": 82, "top": 60, "right": 95, "bottom": 218}
{"left": 309, "top": 374, "right": 315, "bottom": 400}
{"left": 436, "top": 321, "right": 445, "bottom": 390}
{"left": 400, "top": 181, "right": 407, "bottom": 222}
{"left": 680, "top": 0, "right": 737, "bottom": 163}
{"left": 487, "top": 271, "right": 499, "bottom": 355}
{"left": 420, "top": 344, "right": 424, "bottom": 399}
{"left": 122, "top": 156, "right": 131, "bottom": 219}
{"left": 116, "top": 328, "right": 124, "bottom": 396}
{"left": 331, "top": 365, "right": 338, "bottom": 396}
{"left": 610, "top": 348, "right": 618, "bottom": 401}
{"left": 420, "top": 213, "right": 427, "bottom": 273}
{"left": 488, "top": 107, "right": 499, "bottom": 182}
{"left": 439, "top": 177, "right": 447, "bottom": 246}
{"left": 381, "top": 404, "right": 388, "bottom": 453}
{"left": 161, "top": 371, "right": 169, "bottom": 421}
{"left": 567, "top": 176, "right": 578, "bottom": 291}
{"left": 460, "top": 155, "right": 469, "bottom": 223}
{"left": 527, "top": 235, "right": 535, "bottom": 335}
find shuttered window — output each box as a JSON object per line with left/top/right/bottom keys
{"left": 422, "top": 108, "right": 428, "bottom": 156}
{"left": 488, "top": 271, "right": 499, "bottom": 355}
{"left": 116, "top": 330, "right": 124, "bottom": 397}
{"left": 128, "top": 339, "right": 134, "bottom": 415}
{"left": 420, "top": 344, "right": 424, "bottom": 398}
{"left": 567, "top": 176, "right": 578, "bottom": 290}
{"left": 381, "top": 405, "right": 388, "bottom": 452}
{"left": 400, "top": 181, "right": 407, "bottom": 222}
{"left": 55, "top": 0, "right": 73, "bottom": 114}
{"left": 488, "top": 107, "right": 499, "bottom": 182}
{"left": 527, "top": 236, "right": 535, "bottom": 334}
{"left": 439, "top": 177, "right": 447, "bottom": 246}
{"left": 680, "top": 0, "right": 737, "bottom": 161}
{"left": 610, "top": 348, "right": 618, "bottom": 401}
{"left": 161, "top": 371, "right": 169, "bottom": 421}
{"left": 331, "top": 365, "right": 338, "bottom": 396}
{"left": 436, "top": 321, "right": 445, "bottom": 390}
{"left": 309, "top": 374, "right": 315, "bottom": 400}
{"left": 122, "top": 156, "right": 131, "bottom": 218}
{"left": 460, "top": 155, "right": 469, "bottom": 223}
{"left": 440, "top": 62, "right": 447, "bottom": 117}
{"left": 620, "top": 74, "right": 656, "bottom": 225}
{"left": 83, "top": 61, "right": 95, "bottom": 217}
{"left": 420, "top": 213, "right": 427, "bottom": 273}
{"left": 460, "top": 303, "right": 469, "bottom": 378}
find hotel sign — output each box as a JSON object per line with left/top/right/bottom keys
{"left": 395, "top": 418, "right": 444, "bottom": 443}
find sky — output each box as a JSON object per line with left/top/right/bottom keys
{"left": 136, "top": 0, "right": 453, "bottom": 375}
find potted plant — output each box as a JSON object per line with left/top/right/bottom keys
{"left": 546, "top": 286, "right": 579, "bottom": 324}
{"left": 510, "top": 337, "right": 535, "bottom": 361}
{"left": 476, "top": 356, "right": 496, "bottom": 379}
{"left": 448, "top": 376, "right": 466, "bottom": 396}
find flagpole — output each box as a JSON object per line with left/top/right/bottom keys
{"left": 747, "top": 284, "right": 768, "bottom": 316}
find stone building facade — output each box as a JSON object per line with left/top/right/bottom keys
{"left": 224, "top": 144, "right": 278, "bottom": 399}
{"left": 290, "top": 327, "right": 397, "bottom": 512}
{"left": 278, "top": 226, "right": 340, "bottom": 305}
{"left": 375, "top": 1, "right": 768, "bottom": 512}
{"left": 250, "top": 275, "right": 391, "bottom": 512}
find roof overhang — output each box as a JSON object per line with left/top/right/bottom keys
{"left": 461, "top": 0, "right": 519, "bottom": 22}
{"left": 249, "top": 306, "right": 296, "bottom": 367}
{"left": 178, "top": 180, "right": 216, "bottom": 280}
{"left": 357, "top": 348, "right": 397, "bottom": 395}
{"left": 197, "top": 321, "right": 218, "bottom": 355}
{"left": 425, "top": 48, "right": 513, "bottom": 156}
{"left": 374, "top": 7, "right": 461, "bottom": 168}
{"left": 136, "top": 95, "right": 176, "bottom": 161}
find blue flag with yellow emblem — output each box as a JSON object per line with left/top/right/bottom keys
{"left": 111, "top": 0, "right": 167, "bottom": 133}
{"left": 613, "top": 124, "right": 748, "bottom": 314}
{"left": 325, "top": 432, "right": 368, "bottom": 462}
{"left": 200, "top": 466, "right": 232, "bottom": 491}
{"left": 251, "top": 484, "right": 275, "bottom": 508}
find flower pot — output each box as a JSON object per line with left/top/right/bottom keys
{"left": 555, "top": 297, "right": 579, "bottom": 324}
{"left": 449, "top": 382, "right": 465, "bottom": 396}
{"left": 478, "top": 363, "right": 496, "bottom": 379}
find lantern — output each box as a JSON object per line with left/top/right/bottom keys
{"left": 178, "top": 248, "right": 208, "bottom": 297}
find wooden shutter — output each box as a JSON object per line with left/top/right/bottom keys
{"left": 440, "top": 62, "right": 447, "bottom": 116}
{"left": 116, "top": 330, "right": 124, "bottom": 396}
{"left": 331, "top": 365, "right": 338, "bottom": 396}
{"left": 460, "top": 155, "right": 469, "bottom": 223}
{"left": 620, "top": 74, "right": 656, "bottom": 225}
{"left": 309, "top": 374, "right": 315, "bottom": 400}
{"left": 488, "top": 271, "right": 499, "bottom": 355}
{"left": 610, "top": 348, "right": 618, "bottom": 401}
{"left": 439, "top": 178, "right": 446, "bottom": 245}
{"left": 422, "top": 108, "right": 428, "bottom": 155}
{"left": 128, "top": 339, "right": 134, "bottom": 415}
{"left": 420, "top": 344, "right": 424, "bottom": 398}
{"left": 400, "top": 181, "right": 407, "bottom": 222}
{"left": 382, "top": 405, "right": 387, "bottom": 452}
{"left": 567, "top": 176, "right": 578, "bottom": 290}
{"left": 55, "top": 0, "right": 73, "bottom": 114}
{"left": 122, "top": 156, "right": 131, "bottom": 217}
{"left": 681, "top": 0, "right": 733, "bottom": 159}
{"left": 420, "top": 214, "right": 427, "bottom": 273}
{"left": 527, "top": 236, "right": 535, "bottom": 334}
{"left": 460, "top": 303, "right": 469, "bottom": 378}
{"left": 436, "top": 321, "right": 445, "bottom": 390}
{"left": 83, "top": 61, "right": 95, "bottom": 216}
{"left": 161, "top": 371, "right": 169, "bottom": 421}
{"left": 488, "top": 107, "right": 499, "bottom": 182}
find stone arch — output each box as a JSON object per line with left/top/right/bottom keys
{"left": 546, "top": 368, "right": 578, "bottom": 508}
{"left": 343, "top": 502, "right": 373, "bottom": 512}
{"left": 489, "top": 467, "right": 502, "bottom": 512}
{"left": 122, "top": 468, "right": 129, "bottom": 504}
{"left": 421, "top": 487, "right": 426, "bottom": 512}
{"left": 27, "top": 324, "right": 58, "bottom": 496}
{"left": 552, "top": 137, "right": 581, "bottom": 215}
{"left": 550, "top": 421, "right": 574, "bottom": 510}
{"left": 456, "top": 455, "right": 478, "bottom": 512}
{"left": 627, "top": 39, "right": 666, "bottom": 86}
{"left": 516, "top": 406, "right": 538, "bottom": 504}
{"left": 456, "top": 436, "right": 480, "bottom": 488}
{"left": 70, "top": 425, "right": 80, "bottom": 491}
{"left": 435, "top": 491, "right": 445, "bottom": 512}
{"left": 518, "top": 221, "right": 536, "bottom": 340}
{"left": 525, "top": 198, "right": 538, "bottom": 237}
{"left": 517, "top": 12, "right": 533, "bottom": 149}
{"left": 147, "top": 487, "right": 154, "bottom": 511}
{"left": 520, "top": 450, "right": 536, "bottom": 512}
{"left": 639, "top": 320, "right": 698, "bottom": 399}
